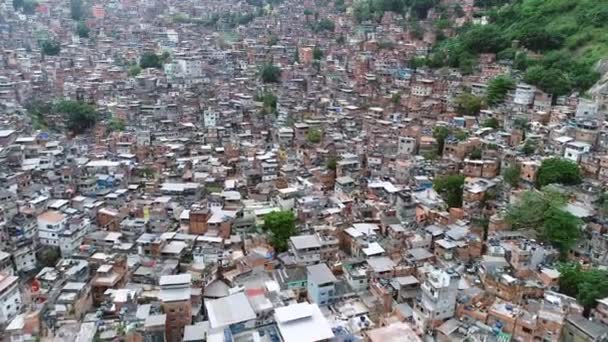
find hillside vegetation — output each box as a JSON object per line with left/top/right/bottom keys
{"left": 426, "top": 0, "right": 608, "bottom": 97}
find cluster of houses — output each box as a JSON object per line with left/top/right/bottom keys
{"left": 0, "top": 0, "right": 607, "bottom": 341}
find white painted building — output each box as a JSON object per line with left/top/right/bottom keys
{"left": 413, "top": 268, "right": 460, "bottom": 334}
{"left": 564, "top": 141, "right": 591, "bottom": 163}
{"left": 37, "top": 210, "right": 67, "bottom": 248}
{"left": 0, "top": 273, "right": 22, "bottom": 325}
{"left": 203, "top": 109, "right": 219, "bottom": 128}
{"left": 514, "top": 84, "right": 535, "bottom": 106}
{"left": 398, "top": 136, "right": 417, "bottom": 155}
{"left": 59, "top": 216, "right": 91, "bottom": 256}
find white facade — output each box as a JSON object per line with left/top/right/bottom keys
{"left": 514, "top": 84, "right": 535, "bottom": 106}
{"left": 177, "top": 58, "right": 202, "bottom": 78}
{"left": 0, "top": 274, "right": 22, "bottom": 325}
{"left": 413, "top": 268, "right": 459, "bottom": 334}
{"left": 412, "top": 81, "right": 433, "bottom": 97}
{"left": 37, "top": 211, "right": 67, "bottom": 248}
{"left": 576, "top": 99, "right": 599, "bottom": 119}
{"left": 13, "top": 246, "right": 36, "bottom": 273}
{"left": 203, "top": 110, "right": 219, "bottom": 128}
{"left": 60, "top": 218, "right": 91, "bottom": 256}
{"left": 398, "top": 136, "right": 417, "bottom": 155}
{"left": 564, "top": 141, "right": 591, "bottom": 163}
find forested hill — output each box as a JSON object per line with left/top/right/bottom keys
{"left": 425, "top": 0, "right": 608, "bottom": 97}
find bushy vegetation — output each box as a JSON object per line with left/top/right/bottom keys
{"left": 54, "top": 100, "right": 98, "bottom": 134}
{"left": 76, "top": 21, "right": 90, "bottom": 38}
{"left": 433, "top": 174, "right": 465, "bottom": 208}
{"left": 255, "top": 90, "right": 278, "bottom": 114}
{"left": 425, "top": 0, "right": 605, "bottom": 96}
{"left": 139, "top": 52, "right": 164, "bottom": 69}
{"left": 307, "top": 128, "right": 322, "bottom": 144}
{"left": 353, "top": 0, "right": 440, "bottom": 22}
{"left": 536, "top": 158, "right": 582, "bottom": 188}
{"left": 260, "top": 63, "right": 281, "bottom": 83}
{"left": 486, "top": 75, "right": 515, "bottom": 106}
{"left": 40, "top": 39, "right": 61, "bottom": 55}
{"left": 262, "top": 211, "right": 296, "bottom": 252}
{"left": 13, "top": 0, "right": 38, "bottom": 14}
{"left": 559, "top": 263, "right": 608, "bottom": 315}
{"left": 506, "top": 188, "right": 581, "bottom": 255}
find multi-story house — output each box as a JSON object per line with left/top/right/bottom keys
{"left": 307, "top": 263, "right": 337, "bottom": 306}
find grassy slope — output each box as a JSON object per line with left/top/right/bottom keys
{"left": 513, "top": 0, "right": 608, "bottom": 66}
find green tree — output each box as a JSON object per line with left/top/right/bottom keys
{"left": 525, "top": 66, "right": 572, "bottom": 98}
{"left": 139, "top": 52, "right": 163, "bottom": 69}
{"left": 54, "top": 100, "right": 98, "bottom": 134}
{"left": 268, "top": 35, "right": 279, "bottom": 46}
{"left": 558, "top": 263, "right": 608, "bottom": 315}
{"left": 313, "top": 18, "right": 335, "bottom": 32}
{"left": 260, "top": 63, "right": 281, "bottom": 83}
{"left": 541, "top": 206, "right": 581, "bottom": 254}
{"left": 70, "top": 0, "right": 84, "bottom": 21}
{"left": 108, "top": 118, "right": 125, "bottom": 132}
{"left": 13, "top": 0, "right": 24, "bottom": 10}
{"left": 76, "top": 21, "right": 90, "bottom": 38}
{"left": 21, "top": 0, "right": 38, "bottom": 14}
{"left": 433, "top": 126, "right": 450, "bottom": 156}
{"left": 262, "top": 211, "right": 296, "bottom": 252}
{"left": 505, "top": 188, "right": 567, "bottom": 230}
{"left": 161, "top": 51, "right": 171, "bottom": 63}
{"left": 455, "top": 93, "right": 484, "bottom": 116}
{"left": 482, "top": 117, "right": 500, "bottom": 129}
{"left": 469, "top": 148, "right": 482, "bottom": 160}
{"left": 37, "top": 247, "right": 60, "bottom": 267}
{"left": 521, "top": 139, "right": 536, "bottom": 156}
{"left": 128, "top": 64, "right": 142, "bottom": 77}
{"left": 326, "top": 157, "right": 337, "bottom": 171}
{"left": 255, "top": 90, "right": 277, "bottom": 114}
{"left": 41, "top": 39, "right": 61, "bottom": 55}
{"left": 313, "top": 46, "right": 323, "bottom": 60}
{"left": 536, "top": 158, "right": 582, "bottom": 188}
{"left": 433, "top": 174, "right": 465, "bottom": 208}
{"left": 307, "top": 128, "right": 322, "bottom": 144}
{"left": 391, "top": 93, "right": 401, "bottom": 106}
{"left": 462, "top": 24, "right": 509, "bottom": 54}
{"left": 486, "top": 75, "right": 515, "bottom": 106}
{"left": 503, "top": 164, "right": 520, "bottom": 188}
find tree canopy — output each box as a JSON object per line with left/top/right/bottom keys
{"left": 13, "top": 0, "right": 38, "bottom": 14}
{"left": 255, "top": 90, "right": 277, "bottom": 114}
{"left": 41, "top": 39, "right": 61, "bottom": 56}
{"left": 502, "top": 164, "right": 520, "bottom": 188}
{"left": 559, "top": 263, "right": 608, "bottom": 315}
{"left": 139, "top": 52, "right": 163, "bottom": 69}
{"left": 433, "top": 174, "right": 465, "bottom": 208}
{"left": 312, "top": 18, "right": 335, "bottom": 32}
{"left": 482, "top": 117, "right": 500, "bottom": 129}
{"left": 76, "top": 21, "right": 90, "bottom": 38}
{"left": 432, "top": 126, "right": 449, "bottom": 156}
{"left": 54, "top": 100, "right": 98, "bottom": 135}
{"left": 455, "top": 93, "right": 484, "bottom": 116}
{"left": 425, "top": 0, "right": 604, "bottom": 95}
{"left": 260, "top": 63, "right": 281, "bottom": 83}
{"left": 313, "top": 47, "right": 323, "bottom": 61}
{"left": 70, "top": 0, "right": 85, "bottom": 21}
{"left": 307, "top": 128, "right": 322, "bottom": 144}
{"left": 536, "top": 158, "right": 582, "bottom": 188}
{"left": 486, "top": 75, "right": 515, "bottom": 106}
{"left": 262, "top": 211, "right": 296, "bottom": 252}
{"left": 505, "top": 189, "right": 581, "bottom": 255}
